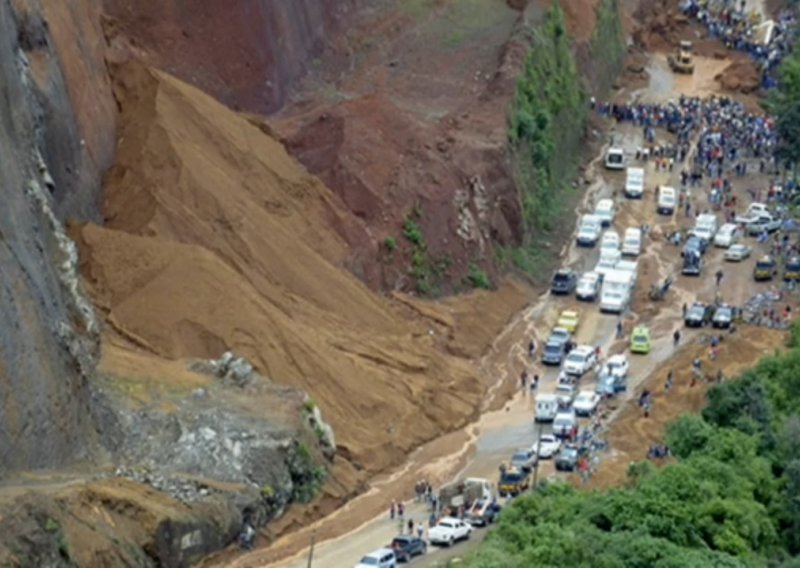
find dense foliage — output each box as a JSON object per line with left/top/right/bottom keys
{"left": 466, "top": 326, "right": 800, "bottom": 567}
{"left": 767, "top": 41, "right": 800, "bottom": 172}
{"left": 503, "top": 0, "right": 623, "bottom": 276}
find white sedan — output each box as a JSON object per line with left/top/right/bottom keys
{"left": 534, "top": 434, "right": 562, "bottom": 459}
{"left": 573, "top": 391, "right": 601, "bottom": 417}
{"left": 563, "top": 346, "right": 597, "bottom": 376}
{"left": 428, "top": 517, "right": 472, "bottom": 546}
{"left": 724, "top": 243, "right": 752, "bottom": 262}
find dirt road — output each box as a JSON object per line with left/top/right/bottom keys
{"left": 227, "top": 34, "right": 787, "bottom": 568}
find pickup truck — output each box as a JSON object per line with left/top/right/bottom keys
{"left": 746, "top": 214, "right": 782, "bottom": 236}
{"left": 734, "top": 202, "right": 770, "bottom": 225}
{"left": 428, "top": 517, "right": 472, "bottom": 547}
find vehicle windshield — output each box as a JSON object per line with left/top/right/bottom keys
{"left": 512, "top": 452, "right": 529, "bottom": 462}
{"left": 554, "top": 273, "right": 571, "bottom": 282}
{"left": 566, "top": 352, "right": 585, "bottom": 364}
{"left": 688, "top": 307, "right": 704, "bottom": 317}
{"left": 633, "top": 334, "right": 647, "bottom": 343}
{"left": 604, "top": 292, "right": 622, "bottom": 300}
{"left": 661, "top": 194, "right": 675, "bottom": 203}
{"left": 576, "top": 394, "right": 592, "bottom": 403}
{"left": 545, "top": 343, "right": 561, "bottom": 354}
{"left": 359, "top": 557, "right": 379, "bottom": 565}
{"left": 552, "top": 330, "right": 569, "bottom": 341}
{"left": 561, "top": 448, "right": 578, "bottom": 459}
{"left": 391, "top": 538, "right": 409, "bottom": 548}
{"left": 716, "top": 308, "right": 732, "bottom": 317}
{"left": 607, "top": 153, "right": 623, "bottom": 164}
{"left": 554, "top": 418, "right": 573, "bottom": 429}
{"left": 756, "top": 260, "right": 774, "bottom": 269}
{"left": 500, "top": 472, "right": 522, "bottom": 483}
{"left": 787, "top": 260, "right": 800, "bottom": 270}
{"left": 438, "top": 521, "right": 455, "bottom": 529}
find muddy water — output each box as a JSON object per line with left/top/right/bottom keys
{"left": 236, "top": 50, "right": 776, "bottom": 568}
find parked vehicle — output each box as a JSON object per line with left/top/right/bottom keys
{"left": 510, "top": 448, "right": 538, "bottom": 472}
{"left": 595, "top": 199, "right": 616, "bottom": 227}
{"left": 557, "top": 310, "right": 580, "bottom": 333}
{"left": 466, "top": 500, "right": 501, "bottom": 527}
{"left": 573, "top": 391, "right": 601, "bottom": 417}
{"left": 563, "top": 345, "right": 597, "bottom": 376}
{"left": 605, "top": 147, "right": 625, "bottom": 170}
{"left": 576, "top": 272, "right": 603, "bottom": 301}
{"left": 599, "top": 269, "right": 633, "bottom": 313}
{"left": 615, "top": 259, "right": 638, "bottom": 286}
{"left": 682, "top": 235, "right": 708, "bottom": 257}
{"left": 630, "top": 325, "right": 651, "bottom": 354}
{"left": 551, "top": 268, "right": 578, "bottom": 295}
{"left": 576, "top": 214, "right": 602, "bottom": 247}
{"left": 746, "top": 213, "right": 782, "bottom": 236}
{"left": 691, "top": 213, "right": 718, "bottom": 243}
{"left": 555, "top": 381, "right": 578, "bottom": 408}
{"left": 657, "top": 186, "right": 677, "bottom": 215}
{"left": 604, "top": 354, "right": 629, "bottom": 378}
{"left": 555, "top": 444, "right": 588, "bottom": 471}
{"left": 438, "top": 478, "right": 492, "bottom": 518}
{"left": 595, "top": 248, "right": 622, "bottom": 278}
{"left": 754, "top": 255, "right": 778, "bottom": 281}
{"left": 356, "top": 549, "right": 397, "bottom": 568}
{"left": 600, "top": 230, "right": 620, "bottom": 252}
{"left": 712, "top": 305, "right": 735, "bottom": 329}
{"left": 534, "top": 435, "right": 562, "bottom": 459}
{"left": 785, "top": 256, "right": 800, "bottom": 281}
{"left": 541, "top": 339, "right": 568, "bottom": 365}
{"left": 685, "top": 302, "right": 714, "bottom": 327}
{"left": 725, "top": 243, "right": 752, "bottom": 262}
{"left": 428, "top": 517, "right": 472, "bottom": 547}
{"left": 622, "top": 227, "right": 642, "bottom": 256}
{"left": 624, "top": 167, "right": 645, "bottom": 198}
{"left": 714, "top": 223, "right": 740, "bottom": 248}
{"left": 389, "top": 536, "right": 427, "bottom": 562}
{"left": 596, "top": 369, "right": 627, "bottom": 395}
{"left": 735, "top": 202, "right": 771, "bottom": 224}
{"left": 552, "top": 411, "right": 579, "bottom": 441}
{"left": 682, "top": 250, "right": 703, "bottom": 276}
{"left": 497, "top": 467, "right": 530, "bottom": 497}
{"left": 549, "top": 327, "right": 572, "bottom": 348}
{"left": 535, "top": 394, "right": 560, "bottom": 423}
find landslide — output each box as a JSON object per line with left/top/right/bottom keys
{"left": 78, "top": 62, "right": 489, "bottom": 479}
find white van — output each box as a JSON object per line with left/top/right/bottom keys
{"left": 624, "top": 167, "right": 645, "bottom": 198}
{"left": 622, "top": 227, "right": 642, "bottom": 256}
{"left": 657, "top": 186, "right": 677, "bottom": 215}
{"left": 355, "top": 548, "right": 396, "bottom": 568}
{"left": 605, "top": 147, "right": 625, "bottom": 170}
{"left": 692, "top": 213, "right": 718, "bottom": 243}
{"left": 594, "top": 199, "right": 615, "bottom": 227}
{"left": 595, "top": 248, "right": 621, "bottom": 278}
{"left": 600, "top": 269, "right": 633, "bottom": 313}
{"left": 616, "top": 259, "right": 639, "bottom": 287}
{"left": 600, "top": 230, "right": 620, "bottom": 252}
{"left": 535, "top": 394, "right": 559, "bottom": 423}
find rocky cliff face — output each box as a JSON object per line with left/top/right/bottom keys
{"left": 103, "top": 0, "right": 365, "bottom": 114}
{"left": 0, "top": 0, "right": 112, "bottom": 476}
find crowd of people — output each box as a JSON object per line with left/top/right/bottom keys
{"left": 679, "top": 0, "right": 797, "bottom": 84}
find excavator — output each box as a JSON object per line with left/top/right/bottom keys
{"left": 668, "top": 40, "right": 695, "bottom": 74}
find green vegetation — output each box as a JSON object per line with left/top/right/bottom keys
{"left": 466, "top": 262, "right": 491, "bottom": 290}
{"left": 766, "top": 44, "right": 800, "bottom": 176}
{"left": 289, "top": 442, "right": 328, "bottom": 504}
{"left": 590, "top": 0, "right": 626, "bottom": 94}
{"left": 260, "top": 484, "right": 274, "bottom": 498}
{"left": 44, "top": 518, "right": 59, "bottom": 533}
{"left": 466, "top": 325, "right": 800, "bottom": 567}
{"left": 401, "top": 210, "right": 451, "bottom": 296}
{"left": 303, "top": 399, "right": 316, "bottom": 414}
{"left": 505, "top": 3, "right": 586, "bottom": 276}
{"left": 383, "top": 236, "right": 397, "bottom": 252}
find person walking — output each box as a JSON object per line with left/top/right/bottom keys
{"left": 715, "top": 269, "right": 724, "bottom": 287}
{"left": 398, "top": 501, "right": 405, "bottom": 521}
{"left": 665, "top": 371, "right": 673, "bottom": 392}
{"left": 528, "top": 339, "right": 536, "bottom": 358}
{"left": 530, "top": 374, "right": 539, "bottom": 393}
{"left": 390, "top": 501, "right": 396, "bottom": 520}
{"left": 520, "top": 370, "right": 528, "bottom": 390}
{"left": 673, "top": 329, "right": 681, "bottom": 347}
{"left": 408, "top": 518, "right": 414, "bottom": 535}
{"left": 616, "top": 319, "right": 624, "bottom": 339}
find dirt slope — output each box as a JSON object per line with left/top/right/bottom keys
{"left": 77, "top": 62, "right": 495, "bottom": 476}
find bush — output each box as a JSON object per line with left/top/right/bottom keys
{"left": 467, "top": 263, "right": 491, "bottom": 289}
{"left": 402, "top": 218, "right": 424, "bottom": 247}
{"left": 383, "top": 236, "right": 397, "bottom": 252}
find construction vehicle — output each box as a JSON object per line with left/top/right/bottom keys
{"left": 668, "top": 40, "right": 695, "bottom": 74}
{"left": 438, "top": 478, "right": 492, "bottom": 517}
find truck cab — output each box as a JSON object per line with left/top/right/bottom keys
{"left": 498, "top": 467, "right": 530, "bottom": 497}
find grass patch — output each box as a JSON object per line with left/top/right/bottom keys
{"left": 466, "top": 263, "right": 492, "bottom": 290}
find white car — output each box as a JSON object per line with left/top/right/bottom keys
{"left": 595, "top": 249, "right": 621, "bottom": 278}
{"left": 576, "top": 272, "right": 602, "bottom": 301}
{"left": 724, "top": 243, "right": 752, "bottom": 262}
{"left": 428, "top": 517, "right": 472, "bottom": 547}
{"left": 600, "top": 230, "right": 620, "bottom": 252}
{"left": 714, "top": 223, "right": 740, "bottom": 248}
{"left": 605, "top": 147, "right": 625, "bottom": 170}
{"left": 563, "top": 346, "right": 597, "bottom": 376}
{"left": 595, "top": 199, "right": 615, "bottom": 227}
{"left": 603, "top": 354, "right": 629, "bottom": 378}
{"left": 573, "top": 391, "right": 601, "bottom": 417}
{"left": 355, "top": 548, "right": 396, "bottom": 568}
{"left": 534, "top": 434, "right": 562, "bottom": 459}
{"left": 576, "top": 215, "right": 602, "bottom": 247}
{"left": 555, "top": 382, "right": 577, "bottom": 407}
{"left": 621, "top": 227, "right": 642, "bottom": 256}
{"left": 657, "top": 186, "right": 676, "bottom": 215}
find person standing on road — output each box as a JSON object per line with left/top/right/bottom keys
{"left": 715, "top": 269, "right": 724, "bottom": 287}
{"left": 665, "top": 371, "right": 674, "bottom": 392}
{"left": 408, "top": 518, "right": 414, "bottom": 535}
{"left": 520, "top": 370, "right": 528, "bottom": 390}
{"left": 616, "top": 320, "right": 624, "bottom": 339}
{"left": 398, "top": 501, "right": 405, "bottom": 521}
{"left": 531, "top": 374, "right": 539, "bottom": 393}
{"left": 390, "top": 501, "right": 396, "bottom": 520}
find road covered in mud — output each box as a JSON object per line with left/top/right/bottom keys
{"left": 222, "top": 6, "right": 799, "bottom": 568}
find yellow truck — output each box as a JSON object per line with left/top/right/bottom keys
{"left": 668, "top": 40, "right": 695, "bottom": 74}
{"left": 498, "top": 466, "right": 530, "bottom": 497}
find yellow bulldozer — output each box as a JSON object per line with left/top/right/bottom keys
{"left": 668, "top": 40, "right": 695, "bottom": 74}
